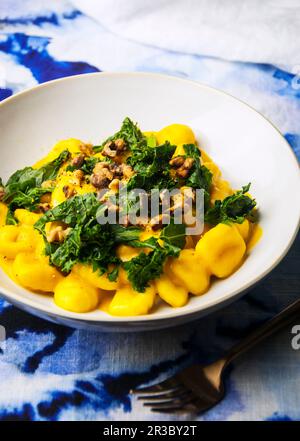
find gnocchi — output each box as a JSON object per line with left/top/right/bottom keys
{"left": 0, "top": 119, "right": 260, "bottom": 316}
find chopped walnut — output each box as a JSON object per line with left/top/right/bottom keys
{"left": 40, "top": 193, "right": 51, "bottom": 203}
{"left": 109, "top": 163, "right": 123, "bottom": 177}
{"left": 102, "top": 142, "right": 117, "bottom": 158}
{"left": 91, "top": 161, "right": 133, "bottom": 189}
{"left": 73, "top": 169, "right": 85, "bottom": 184}
{"left": 37, "top": 203, "right": 51, "bottom": 213}
{"left": 108, "top": 163, "right": 134, "bottom": 180}
{"left": 90, "top": 173, "right": 111, "bottom": 189}
{"left": 183, "top": 158, "right": 195, "bottom": 169}
{"left": 102, "top": 138, "right": 127, "bottom": 158}
{"left": 46, "top": 226, "right": 72, "bottom": 243}
{"left": 0, "top": 186, "right": 5, "bottom": 201}
{"left": 93, "top": 162, "right": 110, "bottom": 174}
{"left": 114, "top": 138, "right": 127, "bottom": 152}
{"left": 169, "top": 156, "right": 194, "bottom": 178}
{"left": 79, "top": 143, "right": 93, "bottom": 156}
{"left": 121, "top": 164, "right": 134, "bottom": 179}
{"left": 68, "top": 169, "right": 85, "bottom": 187}
{"left": 71, "top": 154, "right": 85, "bottom": 168}
{"left": 63, "top": 185, "right": 76, "bottom": 199}
{"left": 103, "top": 167, "right": 114, "bottom": 181}
{"left": 176, "top": 168, "right": 190, "bottom": 178}
{"left": 150, "top": 213, "right": 171, "bottom": 231}
{"left": 169, "top": 156, "right": 185, "bottom": 168}
{"left": 176, "top": 157, "right": 195, "bottom": 178}
{"left": 168, "top": 188, "right": 195, "bottom": 218}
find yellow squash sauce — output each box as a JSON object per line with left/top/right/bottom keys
{"left": 0, "top": 256, "right": 17, "bottom": 283}
{"left": 98, "top": 292, "right": 115, "bottom": 313}
{"left": 247, "top": 223, "right": 263, "bottom": 252}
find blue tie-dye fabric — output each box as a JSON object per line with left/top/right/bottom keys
{"left": 0, "top": 0, "right": 299, "bottom": 421}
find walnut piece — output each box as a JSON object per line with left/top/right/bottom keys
{"left": 63, "top": 185, "right": 76, "bottom": 199}
{"left": 122, "top": 164, "right": 134, "bottom": 179}
{"left": 175, "top": 157, "right": 195, "bottom": 178}
{"left": 0, "top": 186, "right": 5, "bottom": 201}
{"left": 40, "top": 193, "right": 52, "bottom": 204}
{"left": 183, "top": 158, "right": 195, "bottom": 169}
{"left": 46, "top": 226, "right": 72, "bottom": 243}
{"left": 71, "top": 154, "right": 85, "bottom": 168}
{"left": 91, "top": 161, "right": 133, "bottom": 189}
{"left": 37, "top": 203, "right": 51, "bottom": 213}
{"left": 169, "top": 156, "right": 185, "bottom": 168}
{"left": 102, "top": 138, "right": 127, "bottom": 158}
{"left": 114, "top": 138, "right": 127, "bottom": 152}
{"left": 79, "top": 143, "right": 93, "bottom": 156}
{"left": 90, "top": 173, "right": 111, "bottom": 189}
{"left": 176, "top": 168, "right": 190, "bottom": 178}
{"left": 102, "top": 143, "right": 117, "bottom": 158}
{"left": 93, "top": 162, "right": 110, "bottom": 174}
{"left": 169, "top": 156, "right": 194, "bottom": 178}
{"left": 73, "top": 169, "right": 85, "bottom": 184}
{"left": 150, "top": 213, "right": 171, "bottom": 231}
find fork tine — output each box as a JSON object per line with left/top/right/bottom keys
{"left": 146, "top": 395, "right": 196, "bottom": 412}
{"left": 137, "top": 386, "right": 187, "bottom": 401}
{"left": 151, "top": 394, "right": 220, "bottom": 415}
{"left": 143, "top": 392, "right": 193, "bottom": 408}
{"left": 130, "top": 376, "right": 180, "bottom": 394}
{"left": 151, "top": 402, "right": 198, "bottom": 414}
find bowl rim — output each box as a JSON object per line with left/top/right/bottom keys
{"left": 0, "top": 71, "right": 299, "bottom": 324}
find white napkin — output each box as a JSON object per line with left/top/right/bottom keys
{"left": 72, "top": 0, "right": 300, "bottom": 70}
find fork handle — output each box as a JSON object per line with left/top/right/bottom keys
{"left": 224, "top": 298, "right": 300, "bottom": 365}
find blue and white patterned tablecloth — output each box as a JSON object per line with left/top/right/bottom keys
{"left": 0, "top": 0, "right": 299, "bottom": 421}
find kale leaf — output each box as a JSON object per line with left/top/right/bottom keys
{"left": 123, "top": 246, "right": 168, "bottom": 293}
{"left": 110, "top": 224, "right": 141, "bottom": 243}
{"left": 35, "top": 193, "right": 120, "bottom": 273}
{"left": 127, "top": 141, "right": 177, "bottom": 191}
{"left": 160, "top": 222, "right": 186, "bottom": 250}
{"left": 205, "top": 184, "right": 257, "bottom": 225}
{"left": 35, "top": 194, "right": 145, "bottom": 274}
{"left": 93, "top": 117, "right": 146, "bottom": 153}
{"left": 5, "top": 187, "right": 52, "bottom": 225}
{"left": 94, "top": 117, "right": 177, "bottom": 190}
{"left": 4, "top": 150, "right": 69, "bottom": 199}
{"left": 36, "top": 193, "right": 186, "bottom": 291}
{"left": 183, "top": 144, "right": 212, "bottom": 205}
{"left": 2, "top": 150, "right": 69, "bottom": 222}
{"left": 46, "top": 224, "right": 82, "bottom": 273}
{"left": 123, "top": 223, "right": 185, "bottom": 292}
{"left": 35, "top": 192, "right": 99, "bottom": 232}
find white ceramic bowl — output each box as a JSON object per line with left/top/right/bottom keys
{"left": 0, "top": 72, "right": 299, "bottom": 331}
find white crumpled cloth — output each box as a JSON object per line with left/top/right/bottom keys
{"left": 73, "top": 0, "right": 300, "bottom": 70}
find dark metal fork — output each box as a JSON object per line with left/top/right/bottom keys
{"left": 131, "top": 298, "right": 300, "bottom": 414}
